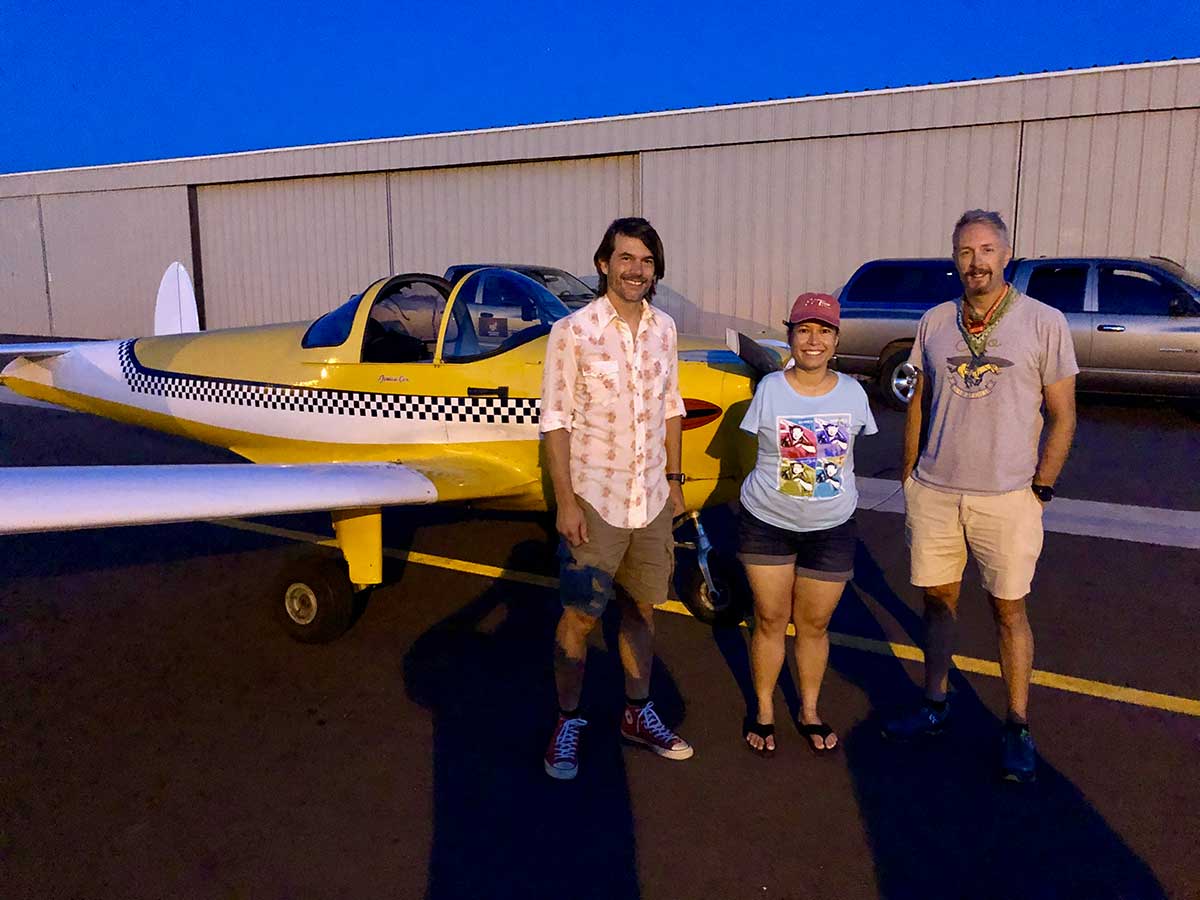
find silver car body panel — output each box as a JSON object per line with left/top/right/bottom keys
{"left": 838, "top": 257, "right": 1200, "bottom": 398}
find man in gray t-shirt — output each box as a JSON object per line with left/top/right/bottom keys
{"left": 882, "top": 210, "right": 1078, "bottom": 785}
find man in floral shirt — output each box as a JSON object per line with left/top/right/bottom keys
{"left": 539, "top": 217, "right": 691, "bottom": 780}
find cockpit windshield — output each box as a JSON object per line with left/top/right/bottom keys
{"left": 302, "top": 293, "right": 362, "bottom": 348}
{"left": 304, "top": 270, "right": 572, "bottom": 363}
{"left": 363, "top": 277, "right": 454, "bottom": 363}
{"left": 442, "top": 268, "right": 570, "bottom": 361}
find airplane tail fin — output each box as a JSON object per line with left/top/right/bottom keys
{"left": 153, "top": 262, "right": 200, "bottom": 336}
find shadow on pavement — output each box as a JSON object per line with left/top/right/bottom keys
{"left": 831, "top": 541, "right": 1168, "bottom": 900}
{"left": 403, "top": 534, "right": 688, "bottom": 900}
{"left": 0, "top": 521, "right": 294, "bottom": 582}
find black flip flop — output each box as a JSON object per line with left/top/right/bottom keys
{"left": 799, "top": 721, "right": 838, "bottom": 755}
{"left": 743, "top": 717, "right": 776, "bottom": 757}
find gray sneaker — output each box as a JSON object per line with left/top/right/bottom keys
{"left": 881, "top": 699, "right": 950, "bottom": 741}
{"left": 1000, "top": 722, "right": 1037, "bottom": 783}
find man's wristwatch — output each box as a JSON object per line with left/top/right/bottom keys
{"left": 666, "top": 472, "right": 687, "bottom": 484}
{"left": 1031, "top": 483, "right": 1055, "bottom": 503}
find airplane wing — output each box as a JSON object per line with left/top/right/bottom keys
{"left": 398, "top": 452, "right": 537, "bottom": 505}
{"left": 0, "top": 463, "right": 437, "bottom": 535}
{"left": 0, "top": 452, "right": 541, "bottom": 536}
{"left": 0, "top": 341, "right": 98, "bottom": 360}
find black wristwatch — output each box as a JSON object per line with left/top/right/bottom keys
{"left": 666, "top": 472, "right": 687, "bottom": 484}
{"left": 1031, "top": 484, "right": 1055, "bottom": 503}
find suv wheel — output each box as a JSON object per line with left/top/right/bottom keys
{"left": 878, "top": 349, "right": 917, "bottom": 411}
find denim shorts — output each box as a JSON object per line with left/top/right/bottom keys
{"left": 736, "top": 505, "right": 857, "bottom": 582}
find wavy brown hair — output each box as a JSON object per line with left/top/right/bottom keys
{"left": 593, "top": 217, "right": 665, "bottom": 300}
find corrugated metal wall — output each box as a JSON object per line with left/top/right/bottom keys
{"left": 1017, "top": 109, "right": 1200, "bottom": 270}
{"left": 1, "top": 62, "right": 1196, "bottom": 338}
{"left": 3, "top": 61, "right": 1194, "bottom": 199}
{"left": 0, "top": 197, "right": 50, "bottom": 335}
{"left": 388, "top": 155, "right": 636, "bottom": 276}
{"left": 41, "top": 187, "right": 192, "bottom": 338}
{"left": 193, "top": 158, "right": 634, "bottom": 331}
{"left": 196, "top": 174, "right": 390, "bottom": 328}
{"left": 644, "top": 124, "right": 1020, "bottom": 334}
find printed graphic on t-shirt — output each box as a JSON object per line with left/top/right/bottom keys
{"left": 944, "top": 354, "right": 1014, "bottom": 399}
{"left": 776, "top": 414, "right": 850, "bottom": 499}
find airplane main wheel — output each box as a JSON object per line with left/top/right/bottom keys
{"left": 272, "top": 554, "right": 356, "bottom": 644}
{"left": 677, "top": 555, "right": 745, "bottom": 627}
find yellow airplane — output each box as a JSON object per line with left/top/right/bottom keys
{"left": 1, "top": 267, "right": 776, "bottom": 641}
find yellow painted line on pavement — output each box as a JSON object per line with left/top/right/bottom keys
{"left": 656, "top": 600, "right": 1200, "bottom": 717}
{"left": 389, "top": 550, "right": 560, "bottom": 589}
{"left": 217, "top": 518, "right": 1200, "bottom": 718}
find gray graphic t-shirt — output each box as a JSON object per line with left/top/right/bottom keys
{"left": 908, "top": 290, "right": 1079, "bottom": 495}
{"left": 739, "top": 372, "right": 878, "bottom": 532}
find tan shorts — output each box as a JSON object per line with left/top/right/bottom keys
{"left": 558, "top": 496, "right": 675, "bottom": 616}
{"left": 904, "top": 477, "right": 1045, "bottom": 600}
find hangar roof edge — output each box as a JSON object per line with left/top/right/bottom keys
{"left": 3, "top": 57, "right": 1199, "bottom": 184}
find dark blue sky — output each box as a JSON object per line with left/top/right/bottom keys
{"left": 2, "top": 0, "right": 1198, "bottom": 174}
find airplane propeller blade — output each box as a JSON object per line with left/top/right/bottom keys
{"left": 726, "top": 328, "right": 784, "bottom": 377}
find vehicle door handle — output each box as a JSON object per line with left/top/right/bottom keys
{"left": 1096, "top": 324, "right": 1125, "bottom": 333}
{"left": 468, "top": 385, "right": 509, "bottom": 400}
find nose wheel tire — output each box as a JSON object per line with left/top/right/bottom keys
{"left": 878, "top": 349, "right": 917, "bottom": 411}
{"left": 272, "top": 553, "right": 358, "bottom": 643}
{"left": 676, "top": 553, "right": 746, "bottom": 627}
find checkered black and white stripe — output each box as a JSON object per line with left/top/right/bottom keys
{"left": 118, "top": 341, "right": 541, "bottom": 424}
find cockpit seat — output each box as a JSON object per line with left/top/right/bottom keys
{"left": 362, "top": 317, "right": 430, "bottom": 363}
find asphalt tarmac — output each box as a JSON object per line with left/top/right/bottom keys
{"left": 1, "top": 391, "right": 1198, "bottom": 899}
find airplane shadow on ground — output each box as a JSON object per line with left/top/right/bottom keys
{"left": 0, "top": 520, "right": 293, "bottom": 582}
{"left": 402, "top": 532, "right": 689, "bottom": 900}
{"left": 714, "top": 539, "right": 1168, "bottom": 900}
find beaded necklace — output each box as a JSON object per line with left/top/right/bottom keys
{"left": 957, "top": 284, "right": 1014, "bottom": 358}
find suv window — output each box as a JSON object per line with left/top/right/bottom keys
{"left": 1024, "top": 264, "right": 1088, "bottom": 313}
{"left": 842, "top": 261, "right": 961, "bottom": 306}
{"left": 1098, "top": 266, "right": 1177, "bottom": 315}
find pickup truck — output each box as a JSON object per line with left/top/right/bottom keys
{"left": 835, "top": 257, "right": 1200, "bottom": 409}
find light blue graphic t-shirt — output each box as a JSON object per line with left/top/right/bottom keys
{"left": 739, "top": 371, "right": 878, "bottom": 532}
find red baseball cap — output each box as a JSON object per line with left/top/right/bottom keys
{"left": 786, "top": 292, "right": 840, "bottom": 328}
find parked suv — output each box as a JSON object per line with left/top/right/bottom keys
{"left": 836, "top": 257, "right": 1200, "bottom": 409}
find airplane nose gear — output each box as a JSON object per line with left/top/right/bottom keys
{"left": 674, "top": 511, "right": 744, "bottom": 626}
{"left": 272, "top": 551, "right": 360, "bottom": 643}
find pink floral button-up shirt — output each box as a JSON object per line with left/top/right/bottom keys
{"left": 539, "top": 295, "right": 686, "bottom": 528}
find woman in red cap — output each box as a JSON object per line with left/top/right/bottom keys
{"left": 738, "top": 292, "right": 877, "bottom": 755}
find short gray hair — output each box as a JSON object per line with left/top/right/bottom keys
{"left": 952, "top": 209, "right": 1010, "bottom": 249}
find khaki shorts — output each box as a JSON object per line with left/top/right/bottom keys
{"left": 904, "top": 477, "right": 1045, "bottom": 600}
{"left": 558, "top": 496, "right": 675, "bottom": 617}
